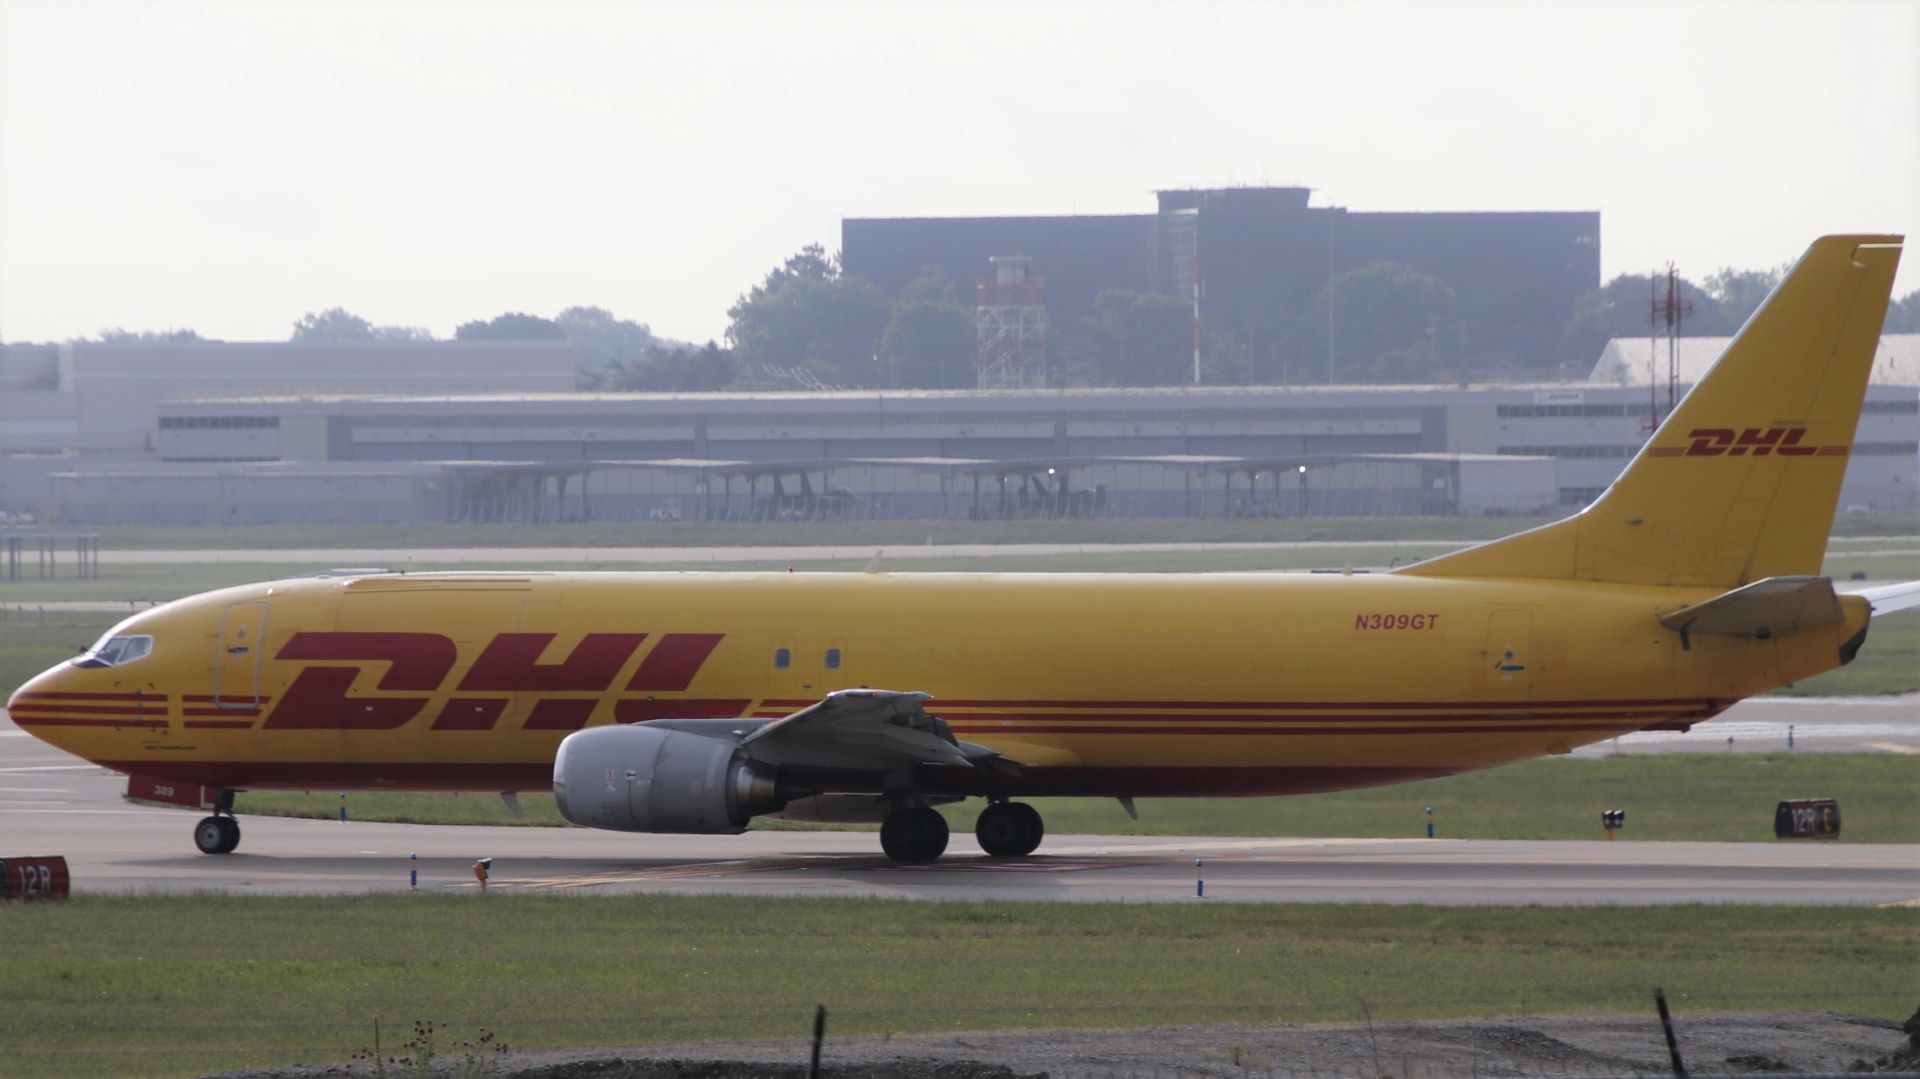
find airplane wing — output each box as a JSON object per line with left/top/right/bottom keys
{"left": 1846, "top": 579, "right": 1920, "bottom": 617}
{"left": 739, "top": 689, "right": 1021, "bottom": 776}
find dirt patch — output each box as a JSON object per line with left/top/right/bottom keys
{"left": 210, "top": 1010, "right": 1917, "bottom": 1078}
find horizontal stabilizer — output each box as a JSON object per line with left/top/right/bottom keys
{"left": 1658, "top": 575, "right": 1843, "bottom": 638}
{"left": 1848, "top": 579, "right": 1920, "bottom": 617}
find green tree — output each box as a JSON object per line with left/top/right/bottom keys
{"left": 555, "top": 306, "right": 655, "bottom": 371}
{"left": 895, "top": 265, "right": 964, "bottom": 307}
{"left": 1065, "top": 289, "right": 1243, "bottom": 386}
{"left": 1885, "top": 289, "right": 1920, "bottom": 334}
{"left": 292, "top": 309, "right": 433, "bottom": 343}
{"left": 96, "top": 327, "right": 204, "bottom": 344}
{"left": 1558, "top": 273, "right": 1737, "bottom": 366}
{"left": 725, "top": 245, "right": 889, "bottom": 388}
{"left": 455, "top": 312, "right": 566, "bottom": 341}
{"left": 603, "top": 341, "right": 735, "bottom": 392}
{"left": 372, "top": 325, "right": 434, "bottom": 342}
{"left": 291, "top": 308, "right": 376, "bottom": 344}
{"left": 1704, "top": 265, "right": 1786, "bottom": 327}
{"left": 1316, "top": 263, "right": 1466, "bottom": 383}
{"left": 879, "top": 300, "right": 976, "bottom": 388}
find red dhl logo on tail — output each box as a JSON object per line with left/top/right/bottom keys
{"left": 261, "top": 631, "right": 747, "bottom": 732}
{"left": 1645, "top": 427, "right": 1849, "bottom": 458}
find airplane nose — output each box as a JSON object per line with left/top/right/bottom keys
{"left": 6, "top": 653, "right": 105, "bottom": 741}
{"left": 9, "top": 659, "right": 72, "bottom": 713}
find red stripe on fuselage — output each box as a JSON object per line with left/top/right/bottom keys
{"left": 12, "top": 691, "right": 155, "bottom": 702}
{"left": 761, "top": 696, "right": 1717, "bottom": 712}
{"left": 182, "top": 694, "right": 273, "bottom": 704}
{"left": 948, "top": 722, "right": 1639, "bottom": 737}
{"left": 9, "top": 703, "right": 169, "bottom": 716}
{"left": 944, "top": 707, "right": 1704, "bottom": 726}
{"left": 14, "top": 717, "right": 168, "bottom": 729}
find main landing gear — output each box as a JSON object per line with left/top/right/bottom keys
{"left": 879, "top": 805, "right": 949, "bottom": 862}
{"left": 974, "top": 800, "right": 1044, "bottom": 858}
{"left": 194, "top": 790, "right": 241, "bottom": 855}
{"left": 877, "top": 800, "right": 1045, "bottom": 862}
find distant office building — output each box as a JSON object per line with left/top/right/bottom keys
{"left": 33, "top": 378, "right": 1910, "bottom": 525}
{"left": 0, "top": 340, "right": 577, "bottom": 511}
{"left": 843, "top": 187, "right": 1601, "bottom": 377}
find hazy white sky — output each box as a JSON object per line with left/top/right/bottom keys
{"left": 2, "top": 0, "right": 1915, "bottom": 346}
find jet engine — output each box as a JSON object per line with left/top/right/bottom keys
{"left": 552, "top": 725, "right": 800, "bottom": 833}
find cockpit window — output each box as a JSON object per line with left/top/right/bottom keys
{"left": 75, "top": 634, "right": 154, "bottom": 668}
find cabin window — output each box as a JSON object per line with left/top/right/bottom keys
{"left": 75, "top": 634, "right": 154, "bottom": 669}
{"left": 773, "top": 647, "right": 791, "bottom": 669}
{"left": 825, "top": 648, "right": 842, "bottom": 670}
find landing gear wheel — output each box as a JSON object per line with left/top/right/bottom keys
{"left": 975, "top": 801, "right": 1044, "bottom": 857}
{"left": 879, "top": 806, "right": 950, "bottom": 862}
{"left": 194, "top": 815, "right": 241, "bottom": 855}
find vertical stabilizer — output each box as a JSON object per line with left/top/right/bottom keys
{"left": 1405, "top": 234, "right": 1903, "bottom": 587}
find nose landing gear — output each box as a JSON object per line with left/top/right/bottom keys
{"left": 193, "top": 790, "right": 241, "bottom": 855}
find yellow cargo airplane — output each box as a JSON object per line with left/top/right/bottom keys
{"left": 11, "top": 235, "right": 1920, "bottom": 862}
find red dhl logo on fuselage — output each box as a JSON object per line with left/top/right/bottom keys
{"left": 1645, "top": 427, "right": 1849, "bottom": 458}
{"left": 260, "top": 631, "right": 747, "bottom": 732}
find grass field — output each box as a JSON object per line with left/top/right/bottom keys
{"left": 69, "top": 510, "right": 1920, "bottom": 549}
{"left": 235, "top": 752, "right": 1920, "bottom": 843}
{"left": 1, "top": 895, "right": 1911, "bottom": 1078}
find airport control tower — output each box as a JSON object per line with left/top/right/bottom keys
{"left": 976, "top": 254, "right": 1048, "bottom": 389}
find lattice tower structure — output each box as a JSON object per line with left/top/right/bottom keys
{"left": 977, "top": 254, "right": 1049, "bottom": 389}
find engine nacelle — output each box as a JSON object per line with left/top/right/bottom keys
{"left": 553, "top": 724, "right": 791, "bottom": 834}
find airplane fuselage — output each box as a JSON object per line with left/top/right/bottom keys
{"left": 9, "top": 569, "right": 1867, "bottom": 798}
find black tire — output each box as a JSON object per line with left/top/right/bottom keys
{"left": 880, "top": 806, "right": 949, "bottom": 862}
{"left": 194, "top": 816, "right": 229, "bottom": 855}
{"left": 216, "top": 816, "right": 241, "bottom": 854}
{"left": 1006, "top": 801, "right": 1043, "bottom": 856}
{"left": 977, "top": 801, "right": 1043, "bottom": 857}
{"left": 912, "top": 807, "right": 950, "bottom": 860}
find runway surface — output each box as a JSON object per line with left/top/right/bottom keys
{"left": 5, "top": 715, "right": 1915, "bottom": 906}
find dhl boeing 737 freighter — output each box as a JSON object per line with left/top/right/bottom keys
{"left": 11, "top": 235, "right": 1920, "bottom": 862}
